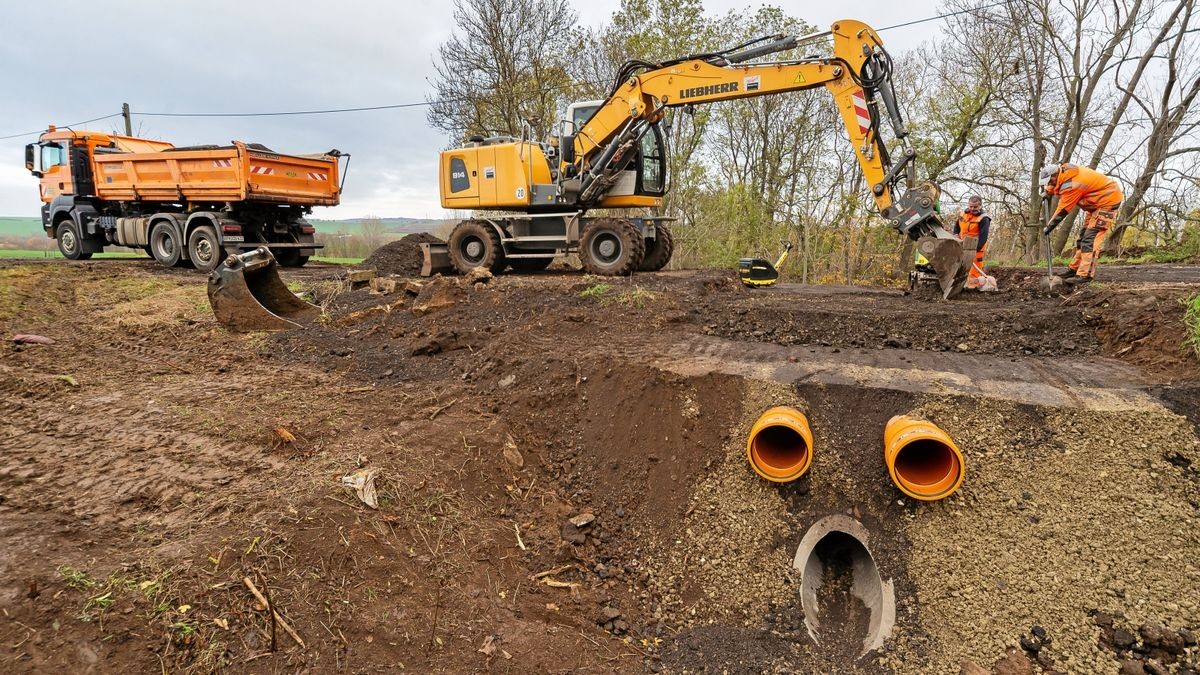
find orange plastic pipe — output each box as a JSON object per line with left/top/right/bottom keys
{"left": 883, "top": 416, "right": 964, "bottom": 501}
{"left": 747, "top": 406, "right": 813, "bottom": 482}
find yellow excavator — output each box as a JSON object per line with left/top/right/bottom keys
{"left": 429, "top": 18, "right": 973, "bottom": 298}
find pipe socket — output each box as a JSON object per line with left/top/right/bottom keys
{"left": 883, "top": 415, "right": 964, "bottom": 501}
{"left": 747, "top": 406, "right": 813, "bottom": 482}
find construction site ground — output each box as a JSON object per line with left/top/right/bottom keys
{"left": 1, "top": 258, "right": 1198, "bottom": 674}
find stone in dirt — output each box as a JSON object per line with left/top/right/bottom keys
{"left": 465, "top": 267, "right": 493, "bottom": 285}
{"left": 598, "top": 606, "right": 621, "bottom": 623}
{"left": 992, "top": 647, "right": 1034, "bottom": 675}
{"left": 1120, "top": 660, "right": 1147, "bottom": 675}
{"left": 369, "top": 277, "right": 398, "bottom": 295}
{"left": 569, "top": 512, "right": 595, "bottom": 527}
{"left": 561, "top": 521, "right": 587, "bottom": 545}
{"left": 411, "top": 278, "right": 465, "bottom": 316}
{"left": 11, "top": 334, "right": 56, "bottom": 346}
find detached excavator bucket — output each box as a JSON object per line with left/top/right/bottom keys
{"left": 208, "top": 247, "right": 320, "bottom": 331}
{"left": 916, "top": 236, "right": 974, "bottom": 300}
{"left": 420, "top": 242, "right": 453, "bottom": 277}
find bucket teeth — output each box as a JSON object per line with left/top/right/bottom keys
{"left": 208, "top": 247, "right": 320, "bottom": 332}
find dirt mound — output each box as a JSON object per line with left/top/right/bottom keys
{"left": 359, "top": 232, "right": 444, "bottom": 276}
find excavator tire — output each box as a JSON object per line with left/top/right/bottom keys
{"left": 448, "top": 220, "right": 505, "bottom": 274}
{"left": 580, "top": 218, "right": 644, "bottom": 276}
{"left": 639, "top": 222, "right": 674, "bottom": 271}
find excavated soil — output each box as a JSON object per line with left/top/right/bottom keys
{"left": 0, "top": 259, "right": 1197, "bottom": 674}
{"left": 358, "top": 232, "right": 444, "bottom": 276}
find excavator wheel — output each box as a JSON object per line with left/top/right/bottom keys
{"left": 639, "top": 222, "right": 674, "bottom": 272}
{"left": 579, "top": 218, "right": 644, "bottom": 276}
{"left": 448, "top": 220, "right": 505, "bottom": 274}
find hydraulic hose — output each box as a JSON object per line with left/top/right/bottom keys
{"left": 747, "top": 406, "right": 813, "bottom": 482}
{"left": 883, "top": 416, "right": 964, "bottom": 501}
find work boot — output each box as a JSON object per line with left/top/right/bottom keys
{"left": 1054, "top": 268, "right": 1077, "bottom": 279}
{"left": 1065, "top": 275, "right": 1092, "bottom": 286}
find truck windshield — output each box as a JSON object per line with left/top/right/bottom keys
{"left": 40, "top": 144, "right": 66, "bottom": 169}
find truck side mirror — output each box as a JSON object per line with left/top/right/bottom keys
{"left": 560, "top": 135, "right": 576, "bottom": 166}
{"left": 24, "top": 144, "right": 41, "bottom": 177}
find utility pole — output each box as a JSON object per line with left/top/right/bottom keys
{"left": 121, "top": 103, "right": 132, "bottom": 135}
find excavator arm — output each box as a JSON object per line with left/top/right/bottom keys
{"left": 564, "top": 20, "right": 970, "bottom": 296}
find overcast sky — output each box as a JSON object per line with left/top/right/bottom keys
{"left": 0, "top": 0, "right": 938, "bottom": 220}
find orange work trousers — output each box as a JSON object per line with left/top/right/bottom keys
{"left": 1069, "top": 208, "right": 1117, "bottom": 278}
{"left": 966, "top": 245, "right": 987, "bottom": 286}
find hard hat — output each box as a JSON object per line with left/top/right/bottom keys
{"left": 1038, "top": 165, "right": 1059, "bottom": 195}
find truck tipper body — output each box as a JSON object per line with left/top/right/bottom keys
{"left": 25, "top": 126, "right": 343, "bottom": 270}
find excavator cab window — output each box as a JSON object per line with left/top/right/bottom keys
{"left": 637, "top": 125, "right": 665, "bottom": 195}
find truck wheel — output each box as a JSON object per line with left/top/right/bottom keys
{"left": 579, "top": 218, "right": 643, "bottom": 276}
{"left": 639, "top": 222, "right": 674, "bottom": 271}
{"left": 187, "top": 225, "right": 223, "bottom": 272}
{"left": 56, "top": 222, "right": 92, "bottom": 260}
{"left": 448, "top": 220, "right": 505, "bottom": 274}
{"left": 509, "top": 251, "right": 555, "bottom": 272}
{"left": 275, "top": 249, "right": 310, "bottom": 267}
{"left": 149, "top": 222, "right": 182, "bottom": 267}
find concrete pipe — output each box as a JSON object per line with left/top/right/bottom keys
{"left": 747, "top": 406, "right": 813, "bottom": 482}
{"left": 883, "top": 415, "right": 964, "bottom": 501}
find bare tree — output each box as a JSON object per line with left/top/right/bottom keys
{"left": 427, "top": 0, "right": 577, "bottom": 141}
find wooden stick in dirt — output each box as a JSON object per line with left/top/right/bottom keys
{"left": 242, "top": 577, "right": 305, "bottom": 648}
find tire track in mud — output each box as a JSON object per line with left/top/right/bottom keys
{"left": 0, "top": 390, "right": 284, "bottom": 531}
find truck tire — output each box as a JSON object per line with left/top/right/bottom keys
{"left": 448, "top": 220, "right": 505, "bottom": 274}
{"left": 508, "top": 251, "right": 555, "bottom": 272}
{"left": 275, "top": 249, "right": 310, "bottom": 267}
{"left": 56, "top": 222, "right": 92, "bottom": 260}
{"left": 187, "top": 225, "right": 223, "bottom": 272}
{"left": 149, "top": 222, "right": 182, "bottom": 267}
{"left": 639, "top": 222, "right": 674, "bottom": 271}
{"left": 579, "top": 218, "right": 643, "bottom": 276}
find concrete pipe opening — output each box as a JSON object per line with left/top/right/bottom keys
{"left": 884, "top": 415, "right": 964, "bottom": 501}
{"left": 794, "top": 514, "right": 895, "bottom": 659}
{"left": 746, "top": 406, "right": 813, "bottom": 482}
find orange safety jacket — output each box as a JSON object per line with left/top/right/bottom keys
{"left": 1047, "top": 164, "right": 1123, "bottom": 220}
{"left": 954, "top": 210, "right": 990, "bottom": 249}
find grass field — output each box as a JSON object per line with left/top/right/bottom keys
{"left": 0, "top": 217, "right": 44, "bottom": 238}
{"left": 0, "top": 249, "right": 361, "bottom": 264}
{"left": 0, "top": 249, "right": 142, "bottom": 259}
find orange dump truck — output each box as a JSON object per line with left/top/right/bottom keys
{"left": 25, "top": 126, "right": 343, "bottom": 270}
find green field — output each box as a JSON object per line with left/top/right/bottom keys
{"left": 0, "top": 217, "right": 45, "bottom": 238}
{"left": 0, "top": 249, "right": 143, "bottom": 259}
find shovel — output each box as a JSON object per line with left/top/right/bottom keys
{"left": 1040, "top": 236, "right": 1064, "bottom": 293}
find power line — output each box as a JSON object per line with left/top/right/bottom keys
{"left": 0, "top": 114, "right": 124, "bottom": 141}
{"left": 136, "top": 99, "right": 455, "bottom": 118}
{"left": 0, "top": 3, "right": 1012, "bottom": 137}
{"left": 876, "top": 1, "right": 1012, "bottom": 32}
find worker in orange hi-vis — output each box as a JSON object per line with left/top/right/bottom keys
{"left": 1039, "top": 163, "right": 1124, "bottom": 286}
{"left": 954, "top": 195, "right": 991, "bottom": 289}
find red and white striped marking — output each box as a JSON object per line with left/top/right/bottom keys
{"left": 307, "top": 171, "right": 328, "bottom": 181}
{"left": 212, "top": 158, "right": 232, "bottom": 168}
{"left": 852, "top": 90, "right": 871, "bottom": 136}
{"left": 250, "top": 165, "right": 274, "bottom": 175}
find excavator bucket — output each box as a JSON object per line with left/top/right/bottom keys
{"left": 915, "top": 236, "right": 974, "bottom": 300}
{"left": 208, "top": 247, "right": 320, "bottom": 331}
{"left": 420, "top": 242, "right": 453, "bottom": 277}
